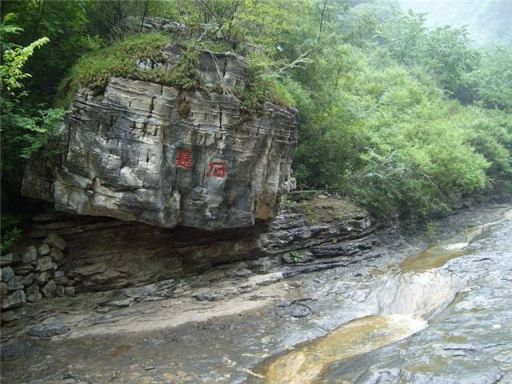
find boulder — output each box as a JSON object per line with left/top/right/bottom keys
{"left": 54, "top": 270, "right": 69, "bottom": 285}
{"left": 28, "top": 322, "right": 69, "bottom": 338}
{"left": 64, "top": 286, "right": 75, "bottom": 297}
{"left": 22, "top": 46, "right": 298, "bottom": 231}
{"left": 23, "top": 273, "right": 35, "bottom": 287}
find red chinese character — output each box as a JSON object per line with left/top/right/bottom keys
{"left": 176, "top": 149, "right": 192, "bottom": 170}
{"left": 207, "top": 161, "right": 227, "bottom": 178}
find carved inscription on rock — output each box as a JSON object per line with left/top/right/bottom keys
{"left": 207, "top": 161, "right": 227, "bottom": 178}
{"left": 176, "top": 149, "right": 192, "bottom": 170}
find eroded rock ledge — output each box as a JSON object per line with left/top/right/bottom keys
{"left": 22, "top": 45, "right": 298, "bottom": 230}
{"left": 18, "top": 195, "right": 372, "bottom": 292}
{"left": 0, "top": 194, "right": 374, "bottom": 323}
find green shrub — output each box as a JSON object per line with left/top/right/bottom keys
{"left": 292, "top": 43, "right": 503, "bottom": 220}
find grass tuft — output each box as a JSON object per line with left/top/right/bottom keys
{"left": 58, "top": 32, "right": 294, "bottom": 110}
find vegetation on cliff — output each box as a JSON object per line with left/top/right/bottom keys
{"left": 1, "top": 0, "right": 511, "bottom": 250}
{"left": 58, "top": 32, "right": 172, "bottom": 104}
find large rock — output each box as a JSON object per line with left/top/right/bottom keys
{"left": 28, "top": 322, "right": 69, "bottom": 338}
{"left": 49, "top": 247, "right": 65, "bottom": 263}
{"left": 138, "top": 16, "right": 187, "bottom": 34}
{"left": 263, "top": 195, "right": 372, "bottom": 258}
{"left": 22, "top": 45, "right": 298, "bottom": 230}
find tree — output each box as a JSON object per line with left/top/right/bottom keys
{"left": 0, "top": 15, "right": 65, "bottom": 213}
{"left": 2, "top": 0, "right": 95, "bottom": 102}
{"left": 377, "top": 11, "right": 427, "bottom": 66}
{"left": 420, "top": 26, "right": 480, "bottom": 102}
{"left": 471, "top": 45, "right": 512, "bottom": 111}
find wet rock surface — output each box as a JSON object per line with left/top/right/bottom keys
{"left": 319, "top": 222, "right": 512, "bottom": 383}
{"left": 27, "top": 322, "right": 70, "bottom": 338}
{"left": 1, "top": 204, "right": 510, "bottom": 384}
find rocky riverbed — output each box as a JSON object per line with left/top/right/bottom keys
{"left": 1, "top": 203, "right": 511, "bottom": 383}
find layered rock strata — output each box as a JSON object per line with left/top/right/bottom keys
{"left": 19, "top": 195, "right": 372, "bottom": 292}
{"left": 22, "top": 46, "right": 298, "bottom": 230}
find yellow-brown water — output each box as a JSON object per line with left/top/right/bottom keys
{"left": 258, "top": 209, "right": 512, "bottom": 384}
{"left": 401, "top": 208, "right": 512, "bottom": 273}
{"left": 400, "top": 243, "right": 466, "bottom": 272}
{"left": 259, "top": 315, "right": 427, "bottom": 384}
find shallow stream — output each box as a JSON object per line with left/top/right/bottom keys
{"left": 2, "top": 205, "right": 512, "bottom": 384}
{"left": 257, "top": 207, "right": 512, "bottom": 384}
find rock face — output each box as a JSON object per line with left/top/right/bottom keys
{"left": 24, "top": 194, "right": 372, "bottom": 291}
{"left": 22, "top": 46, "right": 298, "bottom": 230}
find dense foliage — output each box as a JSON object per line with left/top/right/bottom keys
{"left": 1, "top": 0, "right": 511, "bottom": 250}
